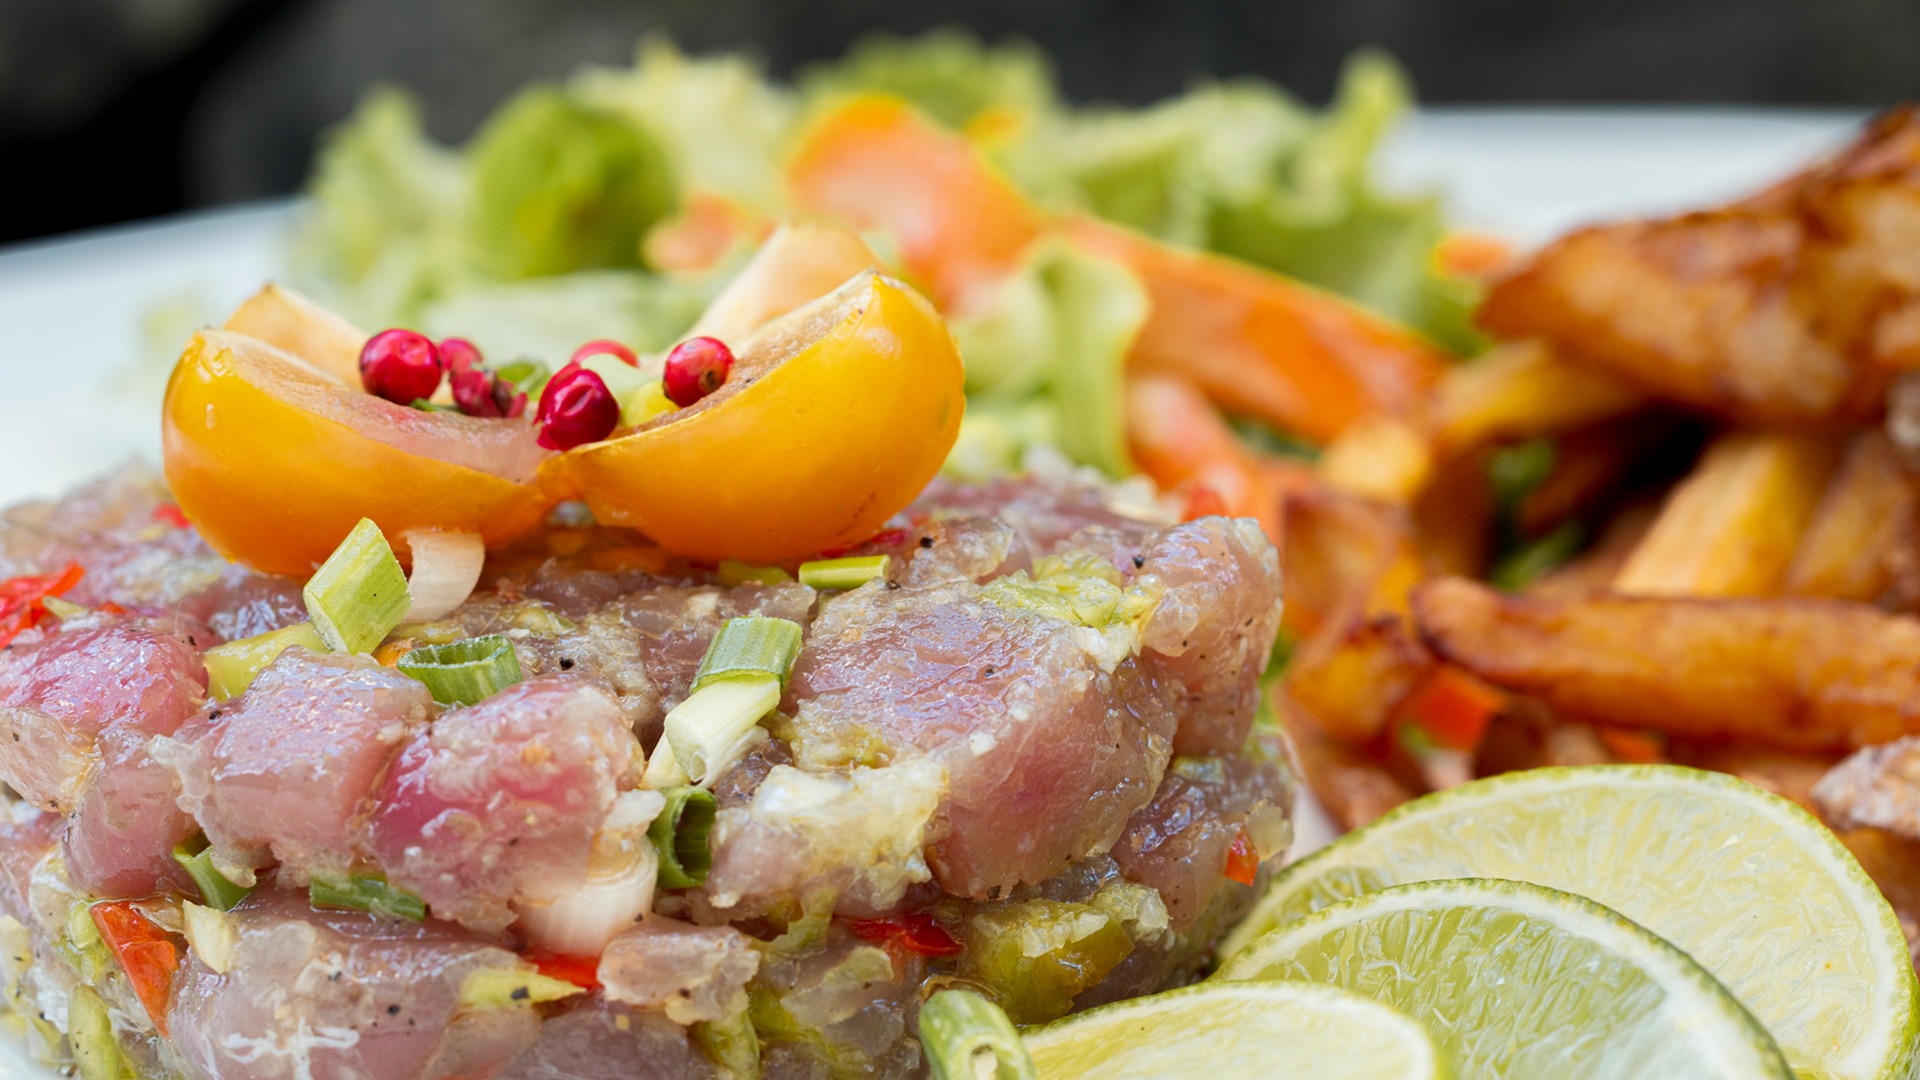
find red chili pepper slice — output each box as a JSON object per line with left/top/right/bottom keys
{"left": 152, "top": 504, "right": 191, "bottom": 530}
{"left": 847, "top": 912, "right": 963, "bottom": 958}
{"left": 1395, "top": 664, "right": 1505, "bottom": 752}
{"left": 526, "top": 951, "right": 602, "bottom": 990}
{"left": 1223, "top": 829, "right": 1259, "bottom": 887}
{"left": 90, "top": 901, "right": 180, "bottom": 1035}
{"left": 0, "top": 563, "right": 83, "bottom": 647}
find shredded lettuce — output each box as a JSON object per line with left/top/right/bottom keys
{"left": 949, "top": 238, "right": 1147, "bottom": 478}
{"left": 799, "top": 29, "right": 1057, "bottom": 135}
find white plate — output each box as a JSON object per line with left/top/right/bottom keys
{"left": 0, "top": 106, "right": 1865, "bottom": 1076}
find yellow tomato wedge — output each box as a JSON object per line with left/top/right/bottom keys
{"left": 566, "top": 273, "right": 963, "bottom": 562}
{"left": 686, "top": 220, "right": 883, "bottom": 344}
{"left": 787, "top": 96, "right": 1046, "bottom": 314}
{"left": 163, "top": 329, "right": 559, "bottom": 575}
{"left": 221, "top": 282, "right": 367, "bottom": 386}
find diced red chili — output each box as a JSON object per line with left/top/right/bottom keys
{"left": 526, "top": 950, "right": 601, "bottom": 990}
{"left": 152, "top": 504, "right": 191, "bottom": 529}
{"left": 1395, "top": 664, "right": 1506, "bottom": 752}
{"left": 1224, "top": 829, "right": 1259, "bottom": 887}
{"left": 847, "top": 912, "right": 964, "bottom": 958}
{"left": 90, "top": 901, "right": 180, "bottom": 1035}
{"left": 0, "top": 563, "right": 83, "bottom": 647}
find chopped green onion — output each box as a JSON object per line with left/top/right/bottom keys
{"left": 409, "top": 399, "right": 463, "bottom": 413}
{"left": 647, "top": 786, "right": 717, "bottom": 889}
{"left": 691, "top": 1005, "right": 761, "bottom": 1079}
{"left": 203, "top": 622, "right": 327, "bottom": 701}
{"left": 309, "top": 873, "right": 426, "bottom": 921}
{"left": 663, "top": 675, "right": 780, "bottom": 786}
{"left": 458, "top": 968, "right": 585, "bottom": 1009}
{"left": 494, "top": 358, "right": 551, "bottom": 400}
{"left": 717, "top": 559, "right": 793, "bottom": 587}
{"left": 173, "top": 837, "right": 253, "bottom": 911}
{"left": 1487, "top": 437, "right": 1558, "bottom": 514}
{"left": 692, "top": 616, "right": 804, "bottom": 694}
{"left": 919, "top": 989, "right": 1036, "bottom": 1080}
{"left": 1490, "top": 520, "right": 1586, "bottom": 592}
{"left": 797, "top": 555, "right": 889, "bottom": 591}
{"left": 396, "top": 634, "right": 523, "bottom": 706}
{"left": 640, "top": 735, "right": 691, "bottom": 789}
{"left": 67, "top": 985, "right": 123, "bottom": 1080}
{"left": 303, "top": 518, "right": 411, "bottom": 654}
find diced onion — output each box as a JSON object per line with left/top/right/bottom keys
{"left": 401, "top": 529, "right": 486, "bottom": 621}
{"left": 516, "top": 790, "right": 664, "bottom": 956}
{"left": 457, "top": 968, "right": 584, "bottom": 1009}
{"left": 181, "top": 902, "right": 237, "bottom": 974}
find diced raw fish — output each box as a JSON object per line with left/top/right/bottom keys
{"left": 497, "top": 996, "right": 719, "bottom": 1080}
{"left": 168, "top": 889, "right": 534, "bottom": 1080}
{"left": 162, "top": 649, "right": 431, "bottom": 884}
{"left": 64, "top": 726, "right": 198, "bottom": 897}
{"left": 0, "top": 806, "right": 58, "bottom": 922}
{"left": 1112, "top": 748, "right": 1294, "bottom": 930}
{"left": 1134, "top": 518, "right": 1286, "bottom": 755}
{"left": 0, "top": 620, "right": 205, "bottom": 812}
{"left": 790, "top": 581, "right": 1177, "bottom": 897}
{"left": 597, "top": 917, "right": 760, "bottom": 1024}
{"left": 366, "top": 677, "right": 636, "bottom": 930}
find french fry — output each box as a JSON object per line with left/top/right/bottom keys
{"left": 1318, "top": 416, "right": 1434, "bottom": 504}
{"left": 1410, "top": 448, "right": 1495, "bottom": 577}
{"left": 1277, "top": 690, "right": 1420, "bottom": 833}
{"left": 1613, "top": 430, "right": 1843, "bottom": 597}
{"left": 1429, "top": 340, "right": 1643, "bottom": 451}
{"left": 1285, "top": 614, "right": 1431, "bottom": 742}
{"left": 1784, "top": 431, "right": 1920, "bottom": 605}
{"left": 1413, "top": 576, "right": 1920, "bottom": 751}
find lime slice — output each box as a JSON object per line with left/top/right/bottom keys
{"left": 1022, "top": 981, "right": 1447, "bottom": 1080}
{"left": 1221, "top": 765, "right": 1918, "bottom": 1080}
{"left": 1217, "top": 878, "right": 1791, "bottom": 1079}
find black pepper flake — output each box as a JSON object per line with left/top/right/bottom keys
{"left": 886, "top": 580, "right": 900, "bottom": 591}
{"left": 980, "top": 666, "right": 996, "bottom": 677}
{"left": 1132, "top": 555, "right": 1145, "bottom": 569}
{"left": 558, "top": 658, "right": 575, "bottom": 671}
{"left": 387, "top": 1004, "right": 401, "bottom": 1015}
{"left": 918, "top": 535, "right": 935, "bottom": 549}
{"left": 511, "top": 986, "right": 530, "bottom": 1001}
{"left": 208, "top": 710, "right": 223, "bottom": 722}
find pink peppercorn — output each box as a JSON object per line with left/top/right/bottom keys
{"left": 662, "top": 336, "right": 734, "bottom": 407}
{"left": 359, "top": 329, "right": 443, "bottom": 405}
{"left": 535, "top": 363, "right": 619, "bottom": 450}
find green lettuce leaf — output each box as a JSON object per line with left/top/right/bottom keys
{"left": 465, "top": 86, "right": 679, "bottom": 280}
{"left": 948, "top": 238, "right": 1148, "bottom": 478}
{"left": 571, "top": 37, "right": 797, "bottom": 207}
{"left": 799, "top": 29, "right": 1058, "bottom": 133}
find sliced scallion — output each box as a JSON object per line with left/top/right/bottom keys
{"left": 396, "top": 634, "right": 523, "bottom": 706}
{"left": 717, "top": 559, "right": 793, "bottom": 587}
{"left": 202, "top": 621, "right": 327, "bottom": 701}
{"left": 797, "top": 555, "right": 889, "bottom": 591}
{"left": 648, "top": 786, "right": 717, "bottom": 889}
{"left": 172, "top": 837, "right": 252, "bottom": 911}
{"left": 919, "top": 989, "right": 1036, "bottom": 1080}
{"left": 303, "top": 518, "right": 411, "bottom": 654}
{"left": 663, "top": 676, "right": 779, "bottom": 786}
{"left": 692, "top": 616, "right": 803, "bottom": 694}
{"left": 309, "top": 873, "right": 426, "bottom": 921}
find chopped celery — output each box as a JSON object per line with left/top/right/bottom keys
{"left": 663, "top": 675, "right": 780, "bottom": 786}
{"left": 67, "top": 985, "right": 121, "bottom": 1080}
{"left": 796, "top": 555, "right": 889, "bottom": 591}
{"left": 648, "top": 786, "right": 717, "bottom": 889}
{"left": 920, "top": 989, "right": 1036, "bottom": 1080}
{"left": 173, "top": 837, "right": 253, "bottom": 910}
{"left": 718, "top": 559, "right": 793, "bottom": 587}
{"left": 303, "top": 518, "right": 411, "bottom": 654}
{"left": 692, "top": 616, "right": 804, "bottom": 693}
{"left": 309, "top": 873, "right": 426, "bottom": 921}
{"left": 396, "top": 633, "right": 523, "bottom": 706}
{"left": 457, "top": 968, "right": 585, "bottom": 1009}
{"left": 202, "top": 622, "right": 326, "bottom": 701}
{"left": 958, "top": 900, "right": 1135, "bottom": 1024}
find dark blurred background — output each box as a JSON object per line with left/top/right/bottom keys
{"left": 4, "top": 0, "right": 1916, "bottom": 245}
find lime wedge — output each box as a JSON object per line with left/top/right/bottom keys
{"left": 1217, "top": 878, "right": 1791, "bottom": 1079}
{"left": 1221, "top": 765, "right": 1918, "bottom": 1080}
{"left": 1022, "top": 981, "right": 1446, "bottom": 1080}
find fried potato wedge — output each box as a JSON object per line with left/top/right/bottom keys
{"left": 1613, "top": 430, "right": 1843, "bottom": 597}
{"left": 1285, "top": 613, "right": 1431, "bottom": 743}
{"left": 1277, "top": 691, "right": 1420, "bottom": 833}
{"left": 1785, "top": 430, "right": 1920, "bottom": 605}
{"left": 1478, "top": 108, "right": 1920, "bottom": 425}
{"left": 1429, "top": 340, "right": 1644, "bottom": 451}
{"left": 1413, "top": 576, "right": 1920, "bottom": 751}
